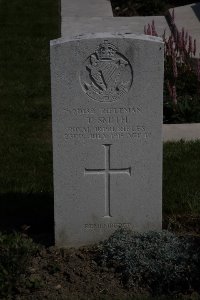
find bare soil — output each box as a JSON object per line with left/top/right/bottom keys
{"left": 13, "top": 215, "right": 200, "bottom": 300}
{"left": 16, "top": 245, "right": 143, "bottom": 300}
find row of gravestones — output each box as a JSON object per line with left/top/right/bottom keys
{"left": 50, "top": 0, "right": 199, "bottom": 247}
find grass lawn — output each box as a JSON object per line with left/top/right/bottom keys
{"left": 0, "top": 0, "right": 60, "bottom": 194}
{"left": 163, "top": 140, "right": 200, "bottom": 215}
{"left": 0, "top": 0, "right": 200, "bottom": 232}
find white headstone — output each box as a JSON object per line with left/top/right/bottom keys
{"left": 51, "top": 33, "right": 164, "bottom": 247}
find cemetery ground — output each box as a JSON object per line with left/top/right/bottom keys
{"left": 1, "top": 0, "right": 200, "bottom": 299}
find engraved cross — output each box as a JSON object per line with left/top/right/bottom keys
{"left": 84, "top": 144, "right": 131, "bottom": 218}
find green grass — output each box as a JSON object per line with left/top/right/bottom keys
{"left": 163, "top": 140, "right": 200, "bottom": 215}
{"left": 0, "top": 0, "right": 200, "bottom": 219}
{"left": 0, "top": 0, "right": 60, "bottom": 194}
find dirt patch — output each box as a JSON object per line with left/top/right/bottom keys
{"left": 15, "top": 245, "right": 140, "bottom": 300}
{"left": 2, "top": 216, "right": 200, "bottom": 300}
{"left": 12, "top": 227, "right": 200, "bottom": 300}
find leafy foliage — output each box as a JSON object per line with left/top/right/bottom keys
{"left": 111, "top": 0, "right": 197, "bottom": 17}
{"left": 0, "top": 232, "right": 38, "bottom": 298}
{"left": 96, "top": 229, "right": 200, "bottom": 295}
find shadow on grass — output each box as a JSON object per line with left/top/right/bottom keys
{"left": 0, "top": 193, "right": 54, "bottom": 246}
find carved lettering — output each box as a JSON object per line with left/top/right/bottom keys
{"left": 64, "top": 107, "right": 96, "bottom": 115}
{"left": 84, "top": 223, "right": 132, "bottom": 229}
{"left": 86, "top": 116, "right": 129, "bottom": 125}
{"left": 64, "top": 106, "right": 142, "bottom": 115}
{"left": 64, "top": 126, "right": 151, "bottom": 140}
{"left": 101, "top": 107, "right": 142, "bottom": 114}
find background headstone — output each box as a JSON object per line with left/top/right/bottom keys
{"left": 51, "top": 33, "right": 164, "bottom": 247}
{"left": 169, "top": 3, "right": 200, "bottom": 58}
{"left": 61, "top": 16, "right": 170, "bottom": 37}
{"left": 61, "top": 0, "right": 113, "bottom": 17}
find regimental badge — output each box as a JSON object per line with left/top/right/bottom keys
{"left": 80, "top": 40, "right": 133, "bottom": 102}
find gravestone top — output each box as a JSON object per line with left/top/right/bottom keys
{"left": 51, "top": 32, "right": 163, "bottom": 45}
{"left": 51, "top": 32, "right": 164, "bottom": 247}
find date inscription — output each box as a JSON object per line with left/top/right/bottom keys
{"left": 65, "top": 126, "right": 151, "bottom": 140}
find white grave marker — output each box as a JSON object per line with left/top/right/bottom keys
{"left": 50, "top": 33, "right": 164, "bottom": 247}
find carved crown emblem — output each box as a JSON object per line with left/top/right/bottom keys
{"left": 95, "top": 40, "right": 117, "bottom": 60}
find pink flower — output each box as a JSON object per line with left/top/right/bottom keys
{"left": 172, "top": 54, "right": 178, "bottom": 78}
{"left": 197, "top": 57, "right": 200, "bottom": 82}
{"left": 188, "top": 35, "right": 193, "bottom": 55}
{"left": 151, "top": 20, "right": 158, "bottom": 36}
{"left": 147, "top": 23, "right": 152, "bottom": 35}
{"left": 162, "top": 29, "right": 166, "bottom": 42}
{"left": 171, "top": 8, "right": 175, "bottom": 25}
{"left": 193, "top": 39, "right": 196, "bottom": 56}
{"left": 181, "top": 27, "right": 185, "bottom": 44}
{"left": 185, "top": 31, "right": 188, "bottom": 46}
{"left": 172, "top": 85, "right": 177, "bottom": 105}
{"left": 167, "top": 81, "right": 173, "bottom": 97}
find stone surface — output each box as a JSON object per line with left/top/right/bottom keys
{"left": 169, "top": 3, "right": 200, "bottom": 57}
{"left": 163, "top": 123, "right": 200, "bottom": 141}
{"left": 62, "top": 16, "right": 170, "bottom": 37}
{"left": 61, "top": 0, "right": 113, "bottom": 17}
{"left": 51, "top": 33, "right": 164, "bottom": 247}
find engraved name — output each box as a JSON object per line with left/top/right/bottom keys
{"left": 86, "top": 116, "right": 128, "bottom": 125}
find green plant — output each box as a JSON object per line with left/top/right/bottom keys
{"left": 145, "top": 16, "right": 200, "bottom": 123}
{"left": 111, "top": 0, "right": 166, "bottom": 16}
{"left": 24, "top": 275, "right": 44, "bottom": 290}
{"left": 0, "top": 232, "right": 38, "bottom": 298}
{"left": 95, "top": 229, "right": 200, "bottom": 295}
{"left": 135, "top": 0, "right": 166, "bottom": 16}
{"left": 46, "top": 262, "right": 61, "bottom": 275}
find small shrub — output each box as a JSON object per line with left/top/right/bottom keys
{"left": 112, "top": 0, "right": 166, "bottom": 16}
{"left": 95, "top": 229, "right": 200, "bottom": 295}
{"left": 135, "top": 0, "right": 166, "bottom": 16}
{"left": 0, "top": 232, "right": 38, "bottom": 298}
{"left": 24, "top": 275, "right": 44, "bottom": 290}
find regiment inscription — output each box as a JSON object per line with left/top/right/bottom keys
{"left": 64, "top": 105, "right": 151, "bottom": 140}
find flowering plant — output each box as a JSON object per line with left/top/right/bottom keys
{"left": 145, "top": 11, "right": 200, "bottom": 123}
